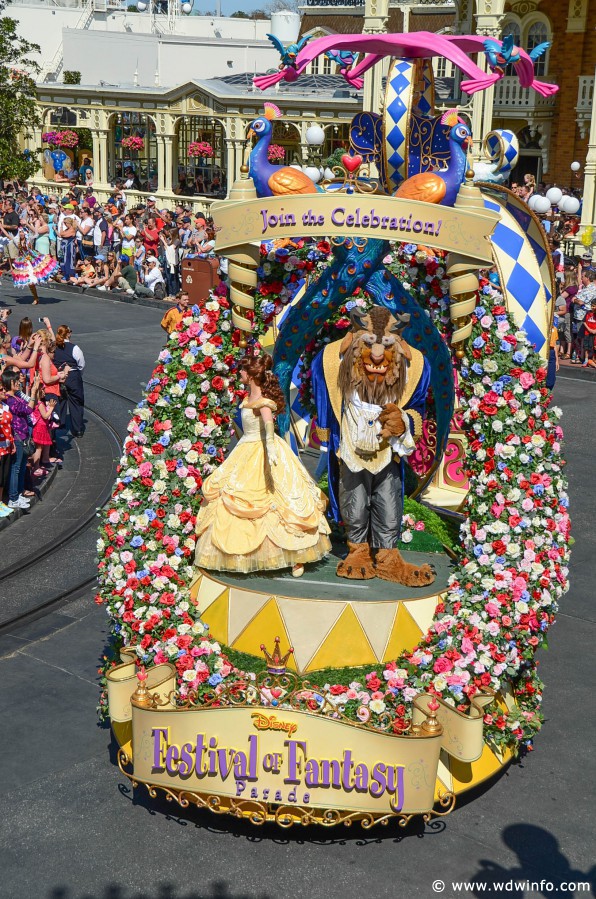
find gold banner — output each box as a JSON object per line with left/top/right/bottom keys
{"left": 107, "top": 655, "right": 493, "bottom": 819}
{"left": 412, "top": 692, "right": 494, "bottom": 763}
{"left": 212, "top": 194, "right": 500, "bottom": 263}
{"left": 130, "top": 704, "right": 443, "bottom": 816}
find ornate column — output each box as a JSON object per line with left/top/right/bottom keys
{"left": 470, "top": 0, "right": 505, "bottom": 161}
{"left": 579, "top": 67, "right": 596, "bottom": 242}
{"left": 163, "top": 135, "right": 174, "bottom": 194}
{"left": 362, "top": 0, "right": 389, "bottom": 117}
{"left": 448, "top": 180, "right": 488, "bottom": 356}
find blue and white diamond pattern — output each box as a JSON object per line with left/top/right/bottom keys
{"left": 383, "top": 59, "right": 414, "bottom": 193}
{"left": 418, "top": 60, "right": 434, "bottom": 118}
{"left": 486, "top": 130, "right": 519, "bottom": 176}
{"left": 482, "top": 193, "right": 550, "bottom": 358}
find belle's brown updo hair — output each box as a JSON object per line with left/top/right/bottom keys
{"left": 240, "top": 353, "right": 286, "bottom": 414}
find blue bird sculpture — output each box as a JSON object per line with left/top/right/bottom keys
{"left": 266, "top": 33, "right": 312, "bottom": 69}
{"left": 484, "top": 34, "right": 550, "bottom": 75}
{"left": 325, "top": 49, "right": 358, "bottom": 70}
{"left": 394, "top": 110, "right": 472, "bottom": 207}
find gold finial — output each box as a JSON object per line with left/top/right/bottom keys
{"left": 260, "top": 636, "right": 294, "bottom": 675}
{"left": 240, "top": 164, "right": 249, "bottom": 177}
{"left": 132, "top": 666, "right": 154, "bottom": 708}
{"left": 421, "top": 695, "right": 442, "bottom": 735}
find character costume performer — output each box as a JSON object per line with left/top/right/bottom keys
{"left": 10, "top": 229, "right": 58, "bottom": 289}
{"left": 312, "top": 305, "right": 435, "bottom": 586}
{"left": 195, "top": 354, "right": 330, "bottom": 574}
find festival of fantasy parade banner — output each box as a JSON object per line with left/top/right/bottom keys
{"left": 108, "top": 651, "right": 494, "bottom": 821}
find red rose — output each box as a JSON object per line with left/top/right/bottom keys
{"left": 211, "top": 376, "right": 225, "bottom": 391}
{"left": 329, "top": 684, "right": 345, "bottom": 695}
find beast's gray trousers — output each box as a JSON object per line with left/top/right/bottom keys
{"left": 339, "top": 460, "right": 402, "bottom": 549}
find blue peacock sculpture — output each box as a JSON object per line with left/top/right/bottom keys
{"left": 247, "top": 103, "right": 320, "bottom": 198}
{"left": 394, "top": 110, "right": 472, "bottom": 206}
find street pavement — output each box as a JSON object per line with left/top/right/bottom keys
{"left": 0, "top": 286, "right": 593, "bottom": 899}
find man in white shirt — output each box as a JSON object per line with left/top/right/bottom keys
{"left": 134, "top": 256, "right": 166, "bottom": 300}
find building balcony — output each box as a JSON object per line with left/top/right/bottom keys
{"left": 492, "top": 75, "right": 557, "bottom": 117}
{"left": 576, "top": 74, "right": 594, "bottom": 139}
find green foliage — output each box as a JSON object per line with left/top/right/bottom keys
{"left": 324, "top": 147, "right": 348, "bottom": 169}
{"left": 230, "top": 9, "right": 249, "bottom": 16}
{"left": 224, "top": 646, "right": 374, "bottom": 688}
{"left": 0, "top": 15, "right": 41, "bottom": 181}
{"left": 402, "top": 496, "right": 456, "bottom": 550}
{"left": 63, "top": 70, "right": 81, "bottom": 84}
{"left": 74, "top": 127, "right": 93, "bottom": 151}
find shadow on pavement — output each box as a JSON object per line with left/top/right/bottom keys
{"left": 48, "top": 883, "right": 271, "bottom": 899}
{"left": 466, "top": 824, "right": 596, "bottom": 896}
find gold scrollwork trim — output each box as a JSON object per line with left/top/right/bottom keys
{"left": 116, "top": 758, "right": 456, "bottom": 829}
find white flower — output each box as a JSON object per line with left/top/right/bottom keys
{"left": 492, "top": 420, "right": 503, "bottom": 433}
{"left": 369, "top": 699, "right": 386, "bottom": 714}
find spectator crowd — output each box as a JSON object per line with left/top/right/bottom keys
{"left": 0, "top": 311, "right": 85, "bottom": 518}
{"left": 0, "top": 183, "right": 220, "bottom": 302}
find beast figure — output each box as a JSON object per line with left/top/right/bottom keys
{"left": 311, "top": 305, "right": 436, "bottom": 587}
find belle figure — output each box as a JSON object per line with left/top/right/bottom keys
{"left": 194, "top": 353, "right": 331, "bottom": 576}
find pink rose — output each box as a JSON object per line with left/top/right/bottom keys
{"left": 433, "top": 657, "right": 453, "bottom": 674}
{"left": 138, "top": 462, "right": 153, "bottom": 477}
{"left": 519, "top": 372, "right": 535, "bottom": 390}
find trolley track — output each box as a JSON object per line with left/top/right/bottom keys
{"left": 0, "top": 382, "right": 140, "bottom": 637}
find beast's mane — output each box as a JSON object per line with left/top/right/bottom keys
{"left": 338, "top": 307, "right": 407, "bottom": 406}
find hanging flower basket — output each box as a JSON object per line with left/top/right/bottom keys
{"left": 121, "top": 135, "right": 145, "bottom": 151}
{"left": 267, "top": 143, "right": 285, "bottom": 163}
{"left": 57, "top": 130, "right": 79, "bottom": 148}
{"left": 42, "top": 130, "right": 79, "bottom": 148}
{"left": 188, "top": 141, "right": 214, "bottom": 159}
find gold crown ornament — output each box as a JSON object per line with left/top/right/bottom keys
{"left": 260, "top": 636, "right": 294, "bottom": 675}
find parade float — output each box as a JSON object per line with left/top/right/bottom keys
{"left": 99, "top": 32, "right": 570, "bottom": 828}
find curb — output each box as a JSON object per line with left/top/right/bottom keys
{"left": 0, "top": 463, "right": 58, "bottom": 533}
{"left": 556, "top": 361, "right": 596, "bottom": 383}
{"left": 1, "top": 274, "right": 171, "bottom": 313}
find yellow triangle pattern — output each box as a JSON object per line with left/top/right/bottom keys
{"left": 276, "top": 597, "right": 345, "bottom": 673}
{"left": 307, "top": 605, "right": 377, "bottom": 671}
{"left": 196, "top": 575, "right": 228, "bottom": 615}
{"left": 202, "top": 590, "right": 229, "bottom": 645}
{"left": 232, "top": 598, "right": 293, "bottom": 666}
{"left": 189, "top": 574, "right": 201, "bottom": 605}
{"left": 383, "top": 604, "right": 424, "bottom": 661}
{"left": 227, "top": 588, "right": 272, "bottom": 644}
{"left": 352, "top": 601, "right": 399, "bottom": 662}
{"left": 403, "top": 594, "right": 440, "bottom": 637}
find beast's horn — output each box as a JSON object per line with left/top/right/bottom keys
{"left": 349, "top": 308, "right": 370, "bottom": 331}
{"left": 389, "top": 313, "right": 411, "bottom": 333}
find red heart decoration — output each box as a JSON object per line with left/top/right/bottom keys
{"left": 342, "top": 153, "right": 363, "bottom": 174}
{"left": 270, "top": 688, "right": 283, "bottom": 699}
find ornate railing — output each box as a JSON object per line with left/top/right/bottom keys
{"left": 493, "top": 75, "right": 558, "bottom": 112}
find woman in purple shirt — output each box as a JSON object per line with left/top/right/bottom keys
{"left": 2, "top": 366, "right": 36, "bottom": 509}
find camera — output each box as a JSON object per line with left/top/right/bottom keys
{"left": 38, "top": 317, "right": 45, "bottom": 323}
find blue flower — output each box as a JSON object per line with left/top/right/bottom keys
{"left": 473, "top": 337, "right": 485, "bottom": 349}
{"left": 138, "top": 569, "right": 150, "bottom": 578}
{"left": 404, "top": 243, "right": 417, "bottom": 254}
{"left": 471, "top": 363, "right": 483, "bottom": 375}
{"left": 139, "top": 423, "right": 146, "bottom": 432}
{"left": 178, "top": 379, "right": 188, "bottom": 390}
{"left": 123, "top": 476, "right": 132, "bottom": 484}
{"left": 177, "top": 649, "right": 187, "bottom": 658}
{"left": 174, "top": 548, "right": 183, "bottom": 556}
{"left": 192, "top": 304, "right": 201, "bottom": 315}
{"left": 159, "top": 435, "right": 170, "bottom": 447}
{"left": 499, "top": 375, "right": 512, "bottom": 384}
{"left": 513, "top": 351, "right": 526, "bottom": 364}
{"left": 473, "top": 545, "right": 483, "bottom": 557}
{"left": 500, "top": 341, "right": 513, "bottom": 352}
{"left": 275, "top": 248, "right": 289, "bottom": 259}
{"left": 131, "top": 536, "right": 143, "bottom": 548}
{"left": 190, "top": 345, "right": 199, "bottom": 356}
{"left": 495, "top": 555, "right": 506, "bottom": 565}
{"left": 497, "top": 462, "right": 507, "bottom": 471}
{"left": 145, "top": 510, "right": 156, "bottom": 521}
{"left": 209, "top": 673, "right": 223, "bottom": 686}
{"left": 493, "top": 382, "right": 503, "bottom": 395}
{"left": 533, "top": 484, "right": 544, "bottom": 495}
{"left": 475, "top": 305, "right": 486, "bottom": 318}
{"left": 461, "top": 366, "right": 469, "bottom": 378}
{"left": 206, "top": 445, "right": 217, "bottom": 456}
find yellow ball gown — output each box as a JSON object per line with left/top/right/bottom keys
{"left": 194, "top": 397, "right": 331, "bottom": 573}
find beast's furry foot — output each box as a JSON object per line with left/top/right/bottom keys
{"left": 336, "top": 541, "right": 376, "bottom": 580}
{"left": 374, "top": 548, "right": 436, "bottom": 587}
